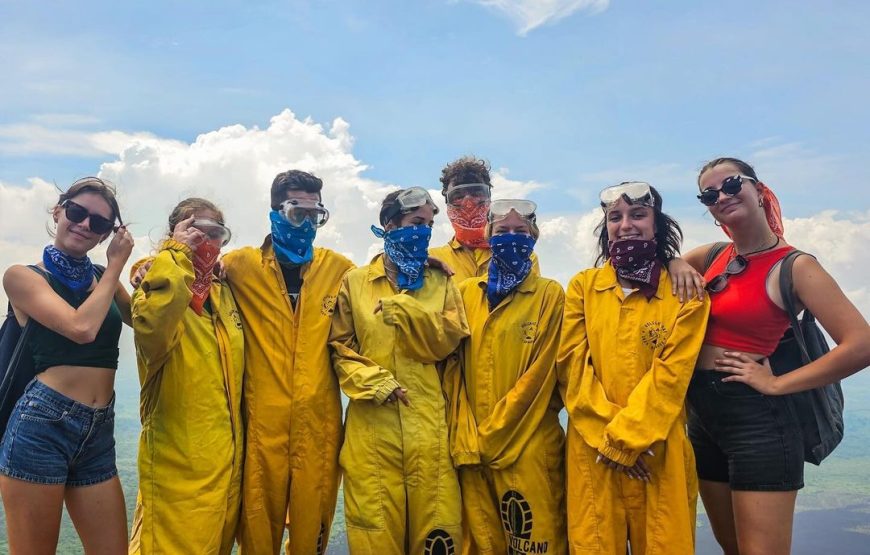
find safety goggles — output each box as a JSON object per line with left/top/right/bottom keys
{"left": 488, "top": 199, "right": 537, "bottom": 223}
{"left": 697, "top": 175, "right": 756, "bottom": 207}
{"left": 62, "top": 200, "right": 117, "bottom": 235}
{"left": 279, "top": 198, "right": 330, "bottom": 228}
{"left": 381, "top": 187, "right": 440, "bottom": 223}
{"left": 706, "top": 255, "right": 748, "bottom": 293}
{"left": 446, "top": 183, "right": 492, "bottom": 206}
{"left": 599, "top": 182, "right": 656, "bottom": 209}
{"left": 191, "top": 219, "right": 232, "bottom": 246}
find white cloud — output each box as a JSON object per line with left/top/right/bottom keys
{"left": 462, "top": 0, "right": 610, "bottom": 35}
{"left": 0, "top": 123, "right": 156, "bottom": 157}
{"left": 2, "top": 110, "right": 869, "bottom": 330}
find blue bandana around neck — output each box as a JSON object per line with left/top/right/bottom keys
{"left": 487, "top": 233, "right": 536, "bottom": 309}
{"left": 270, "top": 210, "right": 316, "bottom": 265}
{"left": 42, "top": 245, "right": 95, "bottom": 293}
{"left": 371, "top": 224, "right": 431, "bottom": 291}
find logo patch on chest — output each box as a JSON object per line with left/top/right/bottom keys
{"left": 519, "top": 321, "right": 538, "bottom": 344}
{"left": 641, "top": 321, "right": 668, "bottom": 349}
{"left": 321, "top": 295, "right": 337, "bottom": 316}
{"left": 229, "top": 309, "right": 243, "bottom": 330}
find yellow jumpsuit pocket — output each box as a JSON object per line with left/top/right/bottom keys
{"left": 340, "top": 420, "right": 385, "bottom": 530}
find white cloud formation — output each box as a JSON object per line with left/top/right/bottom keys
{"left": 0, "top": 122, "right": 156, "bottom": 157}
{"left": 2, "top": 109, "right": 869, "bottom": 332}
{"left": 462, "top": 0, "right": 610, "bottom": 35}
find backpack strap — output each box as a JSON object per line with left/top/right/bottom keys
{"left": 778, "top": 250, "right": 814, "bottom": 364}
{"left": 702, "top": 242, "right": 731, "bottom": 273}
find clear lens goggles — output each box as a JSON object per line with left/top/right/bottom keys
{"left": 192, "top": 219, "right": 232, "bottom": 246}
{"left": 599, "top": 182, "right": 656, "bottom": 209}
{"left": 279, "top": 199, "right": 330, "bottom": 228}
{"left": 446, "top": 182, "right": 492, "bottom": 206}
{"left": 381, "top": 187, "right": 439, "bottom": 224}
{"left": 488, "top": 199, "right": 537, "bottom": 223}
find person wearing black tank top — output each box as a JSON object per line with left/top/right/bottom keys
{"left": 0, "top": 177, "right": 134, "bottom": 554}
{"left": 681, "top": 158, "right": 870, "bottom": 555}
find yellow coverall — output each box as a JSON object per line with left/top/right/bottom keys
{"left": 129, "top": 240, "right": 244, "bottom": 555}
{"left": 557, "top": 264, "right": 709, "bottom": 555}
{"left": 446, "top": 269, "right": 568, "bottom": 555}
{"left": 223, "top": 241, "right": 354, "bottom": 554}
{"left": 430, "top": 238, "right": 539, "bottom": 283}
{"left": 329, "top": 255, "right": 470, "bottom": 554}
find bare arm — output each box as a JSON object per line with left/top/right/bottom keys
{"left": 3, "top": 229, "right": 134, "bottom": 344}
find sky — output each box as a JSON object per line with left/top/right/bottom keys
{"left": 1, "top": 0, "right": 869, "bottom": 317}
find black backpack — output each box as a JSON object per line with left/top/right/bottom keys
{"left": 704, "top": 243, "right": 845, "bottom": 464}
{"left": 0, "top": 265, "right": 106, "bottom": 437}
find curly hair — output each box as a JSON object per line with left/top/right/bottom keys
{"left": 593, "top": 185, "right": 683, "bottom": 266}
{"left": 439, "top": 156, "right": 492, "bottom": 197}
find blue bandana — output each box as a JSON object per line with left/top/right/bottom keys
{"left": 270, "top": 210, "right": 316, "bottom": 265}
{"left": 371, "top": 224, "right": 431, "bottom": 291}
{"left": 42, "top": 245, "right": 95, "bottom": 293}
{"left": 487, "top": 233, "right": 536, "bottom": 309}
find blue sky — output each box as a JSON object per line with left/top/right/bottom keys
{"left": 2, "top": 0, "right": 869, "bottom": 217}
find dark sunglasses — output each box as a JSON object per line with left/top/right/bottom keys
{"left": 706, "top": 255, "right": 748, "bottom": 293}
{"left": 63, "top": 200, "right": 117, "bottom": 234}
{"left": 697, "top": 175, "right": 755, "bottom": 207}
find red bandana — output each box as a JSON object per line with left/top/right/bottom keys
{"left": 446, "top": 198, "right": 490, "bottom": 249}
{"left": 189, "top": 242, "right": 220, "bottom": 315}
{"left": 721, "top": 182, "right": 785, "bottom": 239}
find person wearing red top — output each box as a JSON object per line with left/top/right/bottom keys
{"left": 682, "top": 157, "right": 870, "bottom": 555}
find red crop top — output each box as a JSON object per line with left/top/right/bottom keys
{"left": 703, "top": 244, "right": 794, "bottom": 355}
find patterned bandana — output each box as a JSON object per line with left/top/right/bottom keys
{"left": 446, "top": 198, "right": 490, "bottom": 249}
{"left": 608, "top": 239, "right": 661, "bottom": 300}
{"left": 487, "top": 233, "right": 536, "bottom": 309}
{"left": 270, "top": 210, "right": 316, "bottom": 265}
{"left": 189, "top": 241, "right": 220, "bottom": 315}
{"left": 371, "top": 224, "right": 431, "bottom": 291}
{"left": 42, "top": 245, "right": 94, "bottom": 293}
{"left": 720, "top": 182, "right": 785, "bottom": 239}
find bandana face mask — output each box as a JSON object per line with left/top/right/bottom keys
{"left": 270, "top": 210, "right": 316, "bottom": 265}
{"left": 608, "top": 239, "right": 661, "bottom": 300}
{"left": 189, "top": 240, "right": 221, "bottom": 315}
{"left": 486, "top": 232, "right": 536, "bottom": 309}
{"left": 371, "top": 224, "right": 432, "bottom": 291}
{"left": 446, "top": 197, "right": 490, "bottom": 249}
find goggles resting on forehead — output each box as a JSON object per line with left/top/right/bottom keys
{"left": 279, "top": 198, "right": 330, "bottom": 228}
{"left": 599, "top": 182, "right": 656, "bottom": 209}
{"left": 381, "top": 187, "right": 439, "bottom": 224}
{"left": 488, "top": 199, "right": 537, "bottom": 223}
{"left": 192, "top": 219, "right": 232, "bottom": 246}
{"left": 446, "top": 182, "right": 492, "bottom": 206}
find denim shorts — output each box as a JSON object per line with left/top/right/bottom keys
{"left": 686, "top": 369, "right": 804, "bottom": 492}
{"left": 0, "top": 379, "right": 118, "bottom": 486}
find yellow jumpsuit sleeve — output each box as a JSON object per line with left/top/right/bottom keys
{"left": 477, "top": 282, "right": 565, "bottom": 469}
{"left": 443, "top": 349, "right": 482, "bottom": 466}
{"left": 599, "top": 297, "right": 710, "bottom": 466}
{"left": 557, "top": 273, "right": 622, "bottom": 450}
{"left": 329, "top": 275, "right": 402, "bottom": 404}
{"left": 379, "top": 277, "right": 470, "bottom": 363}
{"left": 131, "top": 240, "right": 195, "bottom": 379}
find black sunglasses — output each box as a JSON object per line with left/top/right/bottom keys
{"left": 697, "top": 175, "right": 755, "bottom": 207}
{"left": 63, "top": 200, "right": 117, "bottom": 234}
{"left": 706, "top": 255, "right": 748, "bottom": 293}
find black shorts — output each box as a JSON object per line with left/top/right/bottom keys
{"left": 687, "top": 370, "right": 804, "bottom": 492}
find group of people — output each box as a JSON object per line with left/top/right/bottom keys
{"left": 1, "top": 156, "right": 868, "bottom": 555}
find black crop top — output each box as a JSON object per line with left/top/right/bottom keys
{"left": 27, "top": 266, "right": 122, "bottom": 371}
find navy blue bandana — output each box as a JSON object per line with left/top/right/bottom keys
{"left": 608, "top": 239, "right": 661, "bottom": 299}
{"left": 42, "top": 245, "right": 95, "bottom": 293}
{"left": 487, "top": 233, "right": 536, "bottom": 309}
{"left": 270, "top": 210, "right": 316, "bottom": 265}
{"left": 371, "top": 224, "right": 431, "bottom": 291}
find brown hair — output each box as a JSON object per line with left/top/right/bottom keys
{"left": 50, "top": 177, "right": 122, "bottom": 238}
{"left": 270, "top": 170, "right": 323, "bottom": 209}
{"left": 439, "top": 156, "right": 492, "bottom": 197}
{"left": 168, "top": 198, "right": 224, "bottom": 232}
{"left": 697, "top": 157, "right": 759, "bottom": 187}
